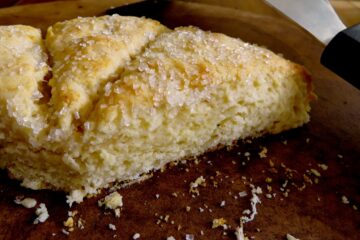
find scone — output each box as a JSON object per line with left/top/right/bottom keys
{"left": 0, "top": 15, "right": 313, "bottom": 203}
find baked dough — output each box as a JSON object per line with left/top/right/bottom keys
{"left": 0, "top": 15, "right": 313, "bottom": 203}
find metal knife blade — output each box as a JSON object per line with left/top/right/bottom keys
{"left": 264, "top": 0, "right": 346, "bottom": 45}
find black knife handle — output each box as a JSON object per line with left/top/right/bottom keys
{"left": 321, "top": 23, "right": 360, "bottom": 89}
{"left": 105, "top": 0, "right": 170, "bottom": 22}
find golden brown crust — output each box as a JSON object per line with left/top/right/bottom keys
{"left": 294, "top": 63, "right": 316, "bottom": 101}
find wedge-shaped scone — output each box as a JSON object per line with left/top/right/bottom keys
{"left": 0, "top": 15, "right": 313, "bottom": 203}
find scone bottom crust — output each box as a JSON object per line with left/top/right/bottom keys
{"left": 0, "top": 15, "right": 313, "bottom": 204}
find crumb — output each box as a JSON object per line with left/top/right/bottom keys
{"left": 155, "top": 194, "right": 160, "bottom": 199}
{"left": 62, "top": 229, "right": 70, "bottom": 235}
{"left": 241, "top": 186, "right": 262, "bottom": 223}
{"left": 185, "top": 234, "right": 194, "bottom": 240}
{"left": 171, "top": 192, "right": 178, "bottom": 198}
{"left": 310, "top": 169, "right": 321, "bottom": 177}
{"left": 63, "top": 216, "right": 74, "bottom": 231}
{"left": 108, "top": 224, "right": 116, "bottom": 231}
{"left": 189, "top": 176, "right": 206, "bottom": 196}
{"left": 235, "top": 222, "right": 247, "bottom": 240}
{"left": 258, "top": 147, "right": 267, "bottom": 158}
{"left": 98, "top": 192, "right": 123, "bottom": 209}
{"left": 167, "top": 237, "right": 176, "bottom": 240}
{"left": 114, "top": 208, "right": 121, "bottom": 218}
{"left": 33, "top": 203, "right": 49, "bottom": 224}
{"left": 68, "top": 210, "right": 78, "bottom": 217}
{"left": 286, "top": 233, "right": 299, "bottom": 240}
{"left": 132, "top": 233, "right": 140, "bottom": 239}
{"left": 353, "top": 205, "right": 358, "bottom": 211}
{"left": 269, "top": 159, "right": 274, "bottom": 167}
{"left": 186, "top": 206, "right": 191, "bottom": 212}
{"left": 239, "top": 191, "right": 248, "bottom": 198}
{"left": 242, "top": 209, "right": 251, "bottom": 215}
{"left": 337, "top": 154, "right": 343, "bottom": 159}
{"left": 303, "top": 174, "right": 313, "bottom": 185}
{"left": 212, "top": 218, "right": 227, "bottom": 229}
{"left": 98, "top": 192, "right": 123, "bottom": 217}
{"left": 199, "top": 207, "right": 204, "bottom": 213}
{"left": 253, "top": 186, "right": 262, "bottom": 194}
{"left": 200, "top": 230, "right": 204, "bottom": 235}
{"left": 220, "top": 200, "right": 226, "bottom": 207}
{"left": 317, "top": 164, "right": 328, "bottom": 171}
{"left": 341, "top": 195, "right": 349, "bottom": 204}
{"left": 14, "top": 197, "right": 37, "bottom": 208}
{"left": 77, "top": 218, "right": 85, "bottom": 229}
{"left": 265, "top": 177, "right": 272, "bottom": 183}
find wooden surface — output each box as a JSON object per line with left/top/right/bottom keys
{"left": 0, "top": 0, "right": 359, "bottom": 26}
{"left": 0, "top": 1, "right": 359, "bottom": 240}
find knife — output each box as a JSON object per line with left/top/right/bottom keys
{"left": 264, "top": 0, "right": 360, "bottom": 89}
{"left": 106, "top": 0, "right": 360, "bottom": 89}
